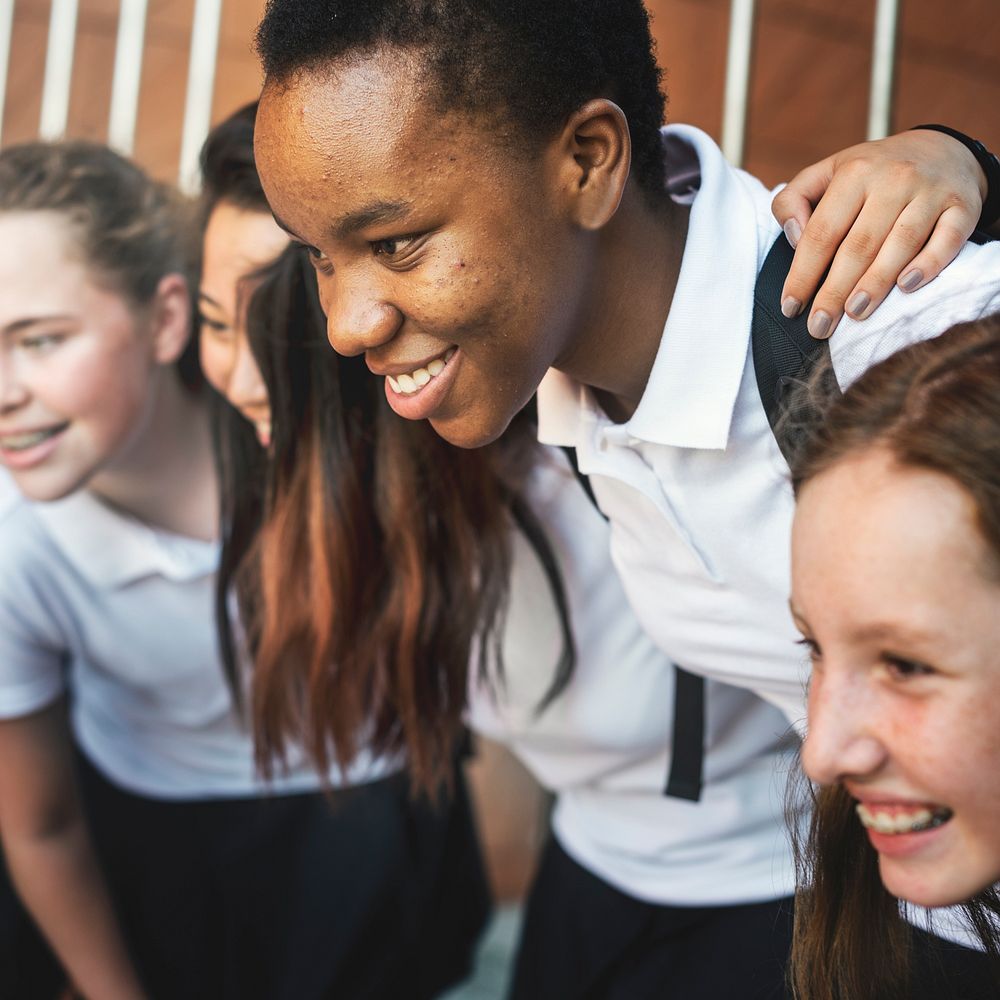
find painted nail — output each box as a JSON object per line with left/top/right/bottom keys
{"left": 783, "top": 218, "right": 802, "bottom": 248}
{"left": 899, "top": 268, "right": 923, "bottom": 292}
{"left": 808, "top": 310, "right": 832, "bottom": 339}
{"left": 781, "top": 296, "right": 801, "bottom": 319}
{"left": 846, "top": 290, "right": 870, "bottom": 318}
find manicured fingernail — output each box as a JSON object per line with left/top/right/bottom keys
{"left": 808, "top": 310, "right": 832, "bottom": 339}
{"left": 783, "top": 218, "right": 802, "bottom": 248}
{"left": 899, "top": 268, "right": 923, "bottom": 292}
{"left": 781, "top": 296, "right": 801, "bottom": 319}
{"left": 846, "top": 290, "right": 870, "bottom": 318}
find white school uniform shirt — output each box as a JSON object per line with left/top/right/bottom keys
{"left": 0, "top": 489, "right": 396, "bottom": 799}
{"left": 469, "top": 448, "right": 800, "bottom": 905}
{"left": 536, "top": 123, "right": 1000, "bottom": 728}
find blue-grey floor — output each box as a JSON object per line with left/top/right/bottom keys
{"left": 442, "top": 905, "right": 522, "bottom": 1000}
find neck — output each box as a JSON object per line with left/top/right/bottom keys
{"left": 556, "top": 185, "right": 689, "bottom": 423}
{"left": 89, "top": 372, "right": 218, "bottom": 541}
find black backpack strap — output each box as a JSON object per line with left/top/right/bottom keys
{"left": 751, "top": 236, "right": 834, "bottom": 464}
{"left": 559, "top": 446, "right": 705, "bottom": 803}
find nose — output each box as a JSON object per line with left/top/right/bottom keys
{"left": 321, "top": 273, "right": 402, "bottom": 358}
{"left": 227, "top": 336, "right": 268, "bottom": 413}
{"left": 0, "top": 354, "right": 28, "bottom": 414}
{"left": 802, "top": 668, "right": 888, "bottom": 785}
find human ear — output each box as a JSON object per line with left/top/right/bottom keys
{"left": 553, "top": 99, "right": 632, "bottom": 230}
{"left": 149, "top": 273, "right": 193, "bottom": 366}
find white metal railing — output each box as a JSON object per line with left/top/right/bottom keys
{"left": 177, "top": 0, "right": 222, "bottom": 192}
{"left": 108, "top": 0, "right": 149, "bottom": 154}
{"left": 0, "top": 0, "right": 906, "bottom": 173}
{"left": 867, "top": 0, "right": 902, "bottom": 140}
{"left": 0, "top": 0, "right": 13, "bottom": 146}
{"left": 721, "top": 0, "right": 756, "bottom": 167}
{"left": 2, "top": 0, "right": 221, "bottom": 187}
{"left": 39, "top": 0, "right": 79, "bottom": 139}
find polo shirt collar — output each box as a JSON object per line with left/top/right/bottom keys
{"left": 32, "top": 491, "right": 217, "bottom": 589}
{"left": 538, "top": 125, "right": 763, "bottom": 452}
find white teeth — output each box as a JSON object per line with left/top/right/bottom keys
{"left": 0, "top": 428, "right": 62, "bottom": 451}
{"left": 856, "top": 803, "right": 952, "bottom": 835}
{"left": 387, "top": 349, "right": 455, "bottom": 395}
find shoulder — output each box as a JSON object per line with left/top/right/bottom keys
{"left": 831, "top": 240, "right": 1000, "bottom": 389}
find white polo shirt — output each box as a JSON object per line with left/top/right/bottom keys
{"left": 469, "top": 448, "right": 799, "bottom": 905}
{"left": 536, "top": 124, "right": 1000, "bottom": 727}
{"left": 0, "top": 489, "right": 396, "bottom": 799}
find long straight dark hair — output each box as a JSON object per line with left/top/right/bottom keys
{"left": 203, "top": 103, "right": 574, "bottom": 791}
{"left": 787, "top": 313, "right": 1000, "bottom": 999}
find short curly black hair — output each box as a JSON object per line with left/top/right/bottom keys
{"left": 255, "top": 0, "right": 668, "bottom": 202}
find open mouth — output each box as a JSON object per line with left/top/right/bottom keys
{"left": 0, "top": 423, "right": 69, "bottom": 452}
{"left": 856, "top": 802, "right": 954, "bottom": 835}
{"left": 386, "top": 348, "right": 456, "bottom": 396}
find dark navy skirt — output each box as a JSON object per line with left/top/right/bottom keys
{"left": 0, "top": 753, "right": 490, "bottom": 1000}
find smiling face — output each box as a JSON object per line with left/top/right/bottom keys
{"left": 199, "top": 202, "right": 289, "bottom": 447}
{"left": 254, "top": 53, "right": 599, "bottom": 448}
{"left": 793, "top": 446, "right": 1000, "bottom": 908}
{"left": 0, "top": 212, "right": 162, "bottom": 501}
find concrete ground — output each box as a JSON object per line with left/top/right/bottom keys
{"left": 441, "top": 906, "right": 523, "bottom": 1000}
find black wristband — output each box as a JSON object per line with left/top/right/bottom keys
{"left": 911, "top": 123, "right": 1000, "bottom": 231}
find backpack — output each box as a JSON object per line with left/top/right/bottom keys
{"left": 752, "top": 230, "right": 998, "bottom": 463}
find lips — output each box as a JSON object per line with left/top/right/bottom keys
{"left": 382, "top": 347, "right": 461, "bottom": 422}
{"left": 0, "top": 423, "right": 69, "bottom": 451}
{"left": 856, "top": 801, "right": 954, "bottom": 835}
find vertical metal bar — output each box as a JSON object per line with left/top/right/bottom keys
{"left": 721, "top": 0, "right": 756, "bottom": 167}
{"left": 0, "top": 0, "right": 15, "bottom": 146}
{"left": 177, "top": 0, "right": 221, "bottom": 193}
{"left": 108, "top": 0, "right": 148, "bottom": 154}
{"left": 867, "top": 0, "right": 901, "bottom": 140}
{"left": 39, "top": 0, "right": 79, "bottom": 139}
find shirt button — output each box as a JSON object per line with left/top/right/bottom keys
{"left": 598, "top": 437, "right": 610, "bottom": 452}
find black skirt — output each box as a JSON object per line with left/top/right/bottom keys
{"left": 509, "top": 836, "right": 1000, "bottom": 1000}
{"left": 0, "top": 754, "right": 490, "bottom": 1000}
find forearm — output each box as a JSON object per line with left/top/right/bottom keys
{"left": 4, "top": 819, "right": 147, "bottom": 1000}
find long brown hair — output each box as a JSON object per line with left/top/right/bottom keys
{"left": 787, "top": 313, "right": 1000, "bottom": 1000}
{"left": 202, "top": 104, "right": 574, "bottom": 792}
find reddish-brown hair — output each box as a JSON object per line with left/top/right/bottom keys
{"left": 787, "top": 313, "right": 1000, "bottom": 999}
{"left": 202, "top": 104, "right": 573, "bottom": 793}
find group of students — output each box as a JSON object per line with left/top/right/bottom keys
{"left": 0, "top": 2, "right": 998, "bottom": 999}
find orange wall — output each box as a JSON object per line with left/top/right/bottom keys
{"left": 4, "top": 0, "right": 998, "bottom": 186}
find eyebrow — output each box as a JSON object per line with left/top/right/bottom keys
{"left": 787, "top": 599, "right": 940, "bottom": 646}
{"left": 2, "top": 314, "right": 76, "bottom": 336}
{"left": 197, "top": 290, "right": 224, "bottom": 309}
{"left": 271, "top": 200, "right": 413, "bottom": 244}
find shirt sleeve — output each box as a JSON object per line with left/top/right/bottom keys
{"left": 830, "top": 239, "right": 1000, "bottom": 388}
{"left": 0, "top": 524, "right": 68, "bottom": 718}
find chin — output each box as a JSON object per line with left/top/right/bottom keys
{"left": 880, "top": 858, "right": 996, "bottom": 910}
{"left": 428, "top": 413, "right": 508, "bottom": 450}
{"left": 6, "top": 467, "right": 89, "bottom": 504}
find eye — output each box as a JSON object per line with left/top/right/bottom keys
{"left": 304, "top": 245, "right": 333, "bottom": 275}
{"left": 370, "top": 235, "right": 421, "bottom": 263}
{"left": 881, "top": 654, "right": 935, "bottom": 681}
{"left": 198, "top": 311, "right": 229, "bottom": 332}
{"left": 796, "top": 636, "right": 822, "bottom": 663}
{"left": 20, "top": 332, "right": 64, "bottom": 352}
